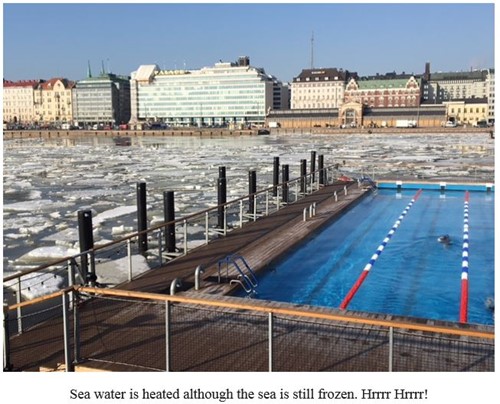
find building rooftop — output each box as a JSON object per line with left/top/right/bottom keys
{"left": 430, "top": 70, "right": 490, "bottom": 81}
{"left": 293, "top": 68, "right": 354, "bottom": 83}
{"left": 350, "top": 77, "right": 420, "bottom": 90}
{"left": 3, "top": 79, "right": 43, "bottom": 88}
{"left": 38, "top": 78, "right": 75, "bottom": 90}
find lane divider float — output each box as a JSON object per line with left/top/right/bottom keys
{"left": 339, "top": 189, "right": 423, "bottom": 310}
{"left": 459, "top": 191, "right": 470, "bottom": 323}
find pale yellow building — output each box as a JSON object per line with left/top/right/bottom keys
{"left": 3, "top": 80, "right": 40, "bottom": 124}
{"left": 34, "top": 78, "right": 75, "bottom": 123}
{"left": 291, "top": 68, "right": 352, "bottom": 109}
{"left": 444, "top": 98, "right": 489, "bottom": 126}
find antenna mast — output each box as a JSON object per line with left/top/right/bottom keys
{"left": 310, "top": 31, "right": 314, "bottom": 69}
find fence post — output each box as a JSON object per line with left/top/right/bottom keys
{"left": 268, "top": 312, "right": 274, "bottom": 372}
{"left": 73, "top": 289, "right": 81, "bottom": 366}
{"left": 205, "top": 212, "right": 210, "bottom": 243}
{"left": 3, "top": 304, "right": 12, "bottom": 371}
{"left": 16, "top": 277, "right": 22, "bottom": 334}
{"left": 127, "top": 238, "right": 133, "bottom": 281}
{"left": 388, "top": 326, "right": 394, "bottom": 372}
{"left": 183, "top": 219, "right": 188, "bottom": 255}
{"left": 239, "top": 200, "right": 244, "bottom": 227}
{"left": 136, "top": 181, "right": 148, "bottom": 254}
{"left": 67, "top": 258, "right": 75, "bottom": 310}
{"left": 158, "top": 231, "right": 163, "bottom": 266}
{"left": 165, "top": 301, "right": 171, "bottom": 372}
{"left": 62, "top": 292, "right": 73, "bottom": 372}
{"left": 223, "top": 205, "right": 228, "bottom": 236}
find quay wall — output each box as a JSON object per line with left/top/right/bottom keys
{"left": 2, "top": 126, "right": 493, "bottom": 140}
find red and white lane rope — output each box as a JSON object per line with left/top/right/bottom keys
{"left": 459, "top": 191, "right": 470, "bottom": 323}
{"left": 339, "top": 189, "right": 423, "bottom": 310}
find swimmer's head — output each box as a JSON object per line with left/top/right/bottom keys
{"left": 438, "top": 235, "right": 451, "bottom": 244}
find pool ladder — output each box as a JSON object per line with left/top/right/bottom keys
{"left": 218, "top": 254, "right": 258, "bottom": 297}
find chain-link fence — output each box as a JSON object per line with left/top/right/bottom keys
{"left": 4, "top": 287, "right": 494, "bottom": 372}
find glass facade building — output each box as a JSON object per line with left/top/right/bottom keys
{"left": 72, "top": 73, "right": 131, "bottom": 126}
{"left": 130, "top": 58, "right": 287, "bottom": 127}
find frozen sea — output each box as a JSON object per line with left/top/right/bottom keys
{"left": 2, "top": 132, "right": 494, "bottom": 297}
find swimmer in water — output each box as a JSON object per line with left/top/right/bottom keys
{"left": 485, "top": 297, "right": 494, "bottom": 312}
{"left": 437, "top": 234, "right": 451, "bottom": 245}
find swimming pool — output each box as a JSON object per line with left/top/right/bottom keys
{"left": 242, "top": 188, "right": 494, "bottom": 325}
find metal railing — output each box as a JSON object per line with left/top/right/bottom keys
{"left": 3, "top": 286, "right": 494, "bottom": 372}
{"left": 3, "top": 164, "right": 352, "bottom": 333}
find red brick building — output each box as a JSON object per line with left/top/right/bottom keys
{"left": 344, "top": 76, "right": 421, "bottom": 108}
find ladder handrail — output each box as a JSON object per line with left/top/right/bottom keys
{"left": 230, "top": 254, "right": 258, "bottom": 287}
{"left": 217, "top": 254, "right": 258, "bottom": 295}
{"left": 217, "top": 257, "right": 252, "bottom": 290}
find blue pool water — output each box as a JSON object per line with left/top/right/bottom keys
{"left": 243, "top": 188, "right": 494, "bottom": 325}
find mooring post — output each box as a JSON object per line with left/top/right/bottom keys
{"left": 163, "top": 191, "right": 176, "bottom": 253}
{"left": 310, "top": 150, "right": 316, "bottom": 184}
{"left": 136, "top": 181, "right": 148, "bottom": 254}
{"left": 300, "top": 159, "right": 307, "bottom": 195}
{"left": 273, "top": 156, "right": 280, "bottom": 197}
{"left": 282, "top": 164, "right": 289, "bottom": 204}
{"left": 248, "top": 170, "right": 256, "bottom": 215}
{"left": 318, "top": 154, "right": 324, "bottom": 186}
{"left": 217, "top": 166, "right": 227, "bottom": 229}
{"left": 77, "top": 209, "right": 95, "bottom": 285}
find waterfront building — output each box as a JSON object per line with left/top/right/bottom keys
{"left": 422, "top": 67, "right": 490, "bottom": 102}
{"left": 485, "top": 69, "right": 495, "bottom": 123}
{"left": 344, "top": 75, "right": 421, "bottom": 108}
{"left": 266, "top": 104, "right": 446, "bottom": 129}
{"left": 33, "top": 78, "right": 75, "bottom": 124}
{"left": 290, "top": 68, "right": 354, "bottom": 109}
{"left": 3, "top": 79, "right": 42, "bottom": 124}
{"left": 72, "top": 65, "right": 131, "bottom": 127}
{"left": 129, "top": 57, "right": 287, "bottom": 127}
{"left": 443, "top": 98, "right": 489, "bottom": 126}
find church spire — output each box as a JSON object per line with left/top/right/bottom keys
{"left": 87, "top": 60, "right": 92, "bottom": 78}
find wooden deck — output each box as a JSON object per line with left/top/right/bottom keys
{"left": 5, "top": 182, "right": 494, "bottom": 372}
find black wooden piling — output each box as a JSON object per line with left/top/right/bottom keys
{"left": 282, "top": 164, "right": 289, "bottom": 204}
{"left": 300, "top": 159, "right": 307, "bottom": 194}
{"left": 310, "top": 151, "right": 316, "bottom": 183}
{"left": 163, "top": 191, "right": 176, "bottom": 253}
{"left": 218, "top": 167, "right": 227, "bottom": 229}
{"left": 136, "top": 182, "right": 148, "bottom": 254}
{"left": 273, "top": 157, "right": 280, "bottom": 197}
{"left": 248, "top": 170, "right": 256, "bottom": 214}
{"left": 77, "top": 209, "right": 95, "bottom": 285}
{"left": 318, "top": 154, "right": 324, "bottom": 185}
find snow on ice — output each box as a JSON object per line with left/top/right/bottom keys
{"left": 3, "top": 132, "right": 494, "bottom": 299}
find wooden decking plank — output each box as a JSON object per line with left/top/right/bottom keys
{"left": 5, "top": 182, "right": 494, "bottom": 372}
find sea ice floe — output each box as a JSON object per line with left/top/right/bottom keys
{"left": 16, "top": 245, "right": 79, "bottom": 265}
{"left": 93, "top": 206, "right": 137, "bottom": 224}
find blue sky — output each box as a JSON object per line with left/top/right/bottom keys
{"left": 2, "top": 2, "right": 495, "bottom": 82}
